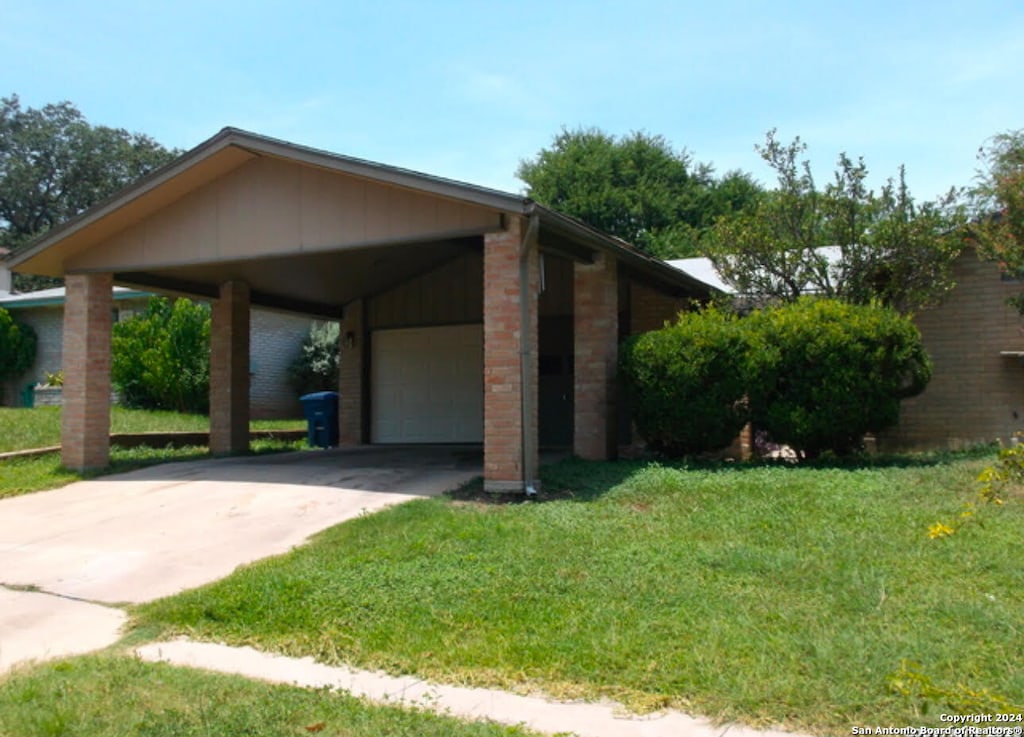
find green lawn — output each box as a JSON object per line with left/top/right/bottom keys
{"left": 0, "top": 655, "right": 538, "bottom": 737}
{"left": 0, "top": 406, "right": 305, "bottom": 453}
{"left": 0, "top": 407, "right": 307, "bottom": 498}
{"left": 132, "top": 452, "right": 1024, "bottom": 735}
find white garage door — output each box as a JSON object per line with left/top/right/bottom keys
{"left": 371, "top": 324, "right": 483, "bottom": 443}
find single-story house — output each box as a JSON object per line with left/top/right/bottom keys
{"left": 7, "top": 128, "right": 712, "bottom": 491}
{"left": 0, "top": 273, "right": 318, "bottom": 418}
{"left": 671, "top": 251, "right": 1024, "bottom": 451}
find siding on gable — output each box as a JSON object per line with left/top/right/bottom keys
{"left": 65, "top": 157, "right": 501, "bottom": 273}
{"left": 369, "top": 250, "right": 483, "bottom": 330}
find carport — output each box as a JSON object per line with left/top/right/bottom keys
{"left": 8, "top": 128, "right": 710, "bottom": 492}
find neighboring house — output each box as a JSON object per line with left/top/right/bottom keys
{"left": 0, "top": 264, "right": 318, "bottom": 419}
{"left": 671, "top": 251, "right": 1024, "bottom": 451}
{"left": 7, "top": 127, "right": 713, "bottom": 490}
{"left": 882, "top": 251, "right": 1024, "bottom": 451}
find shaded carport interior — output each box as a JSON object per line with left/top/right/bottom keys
{"left": 8, "top": 127, "right": 713, "bottom": 490}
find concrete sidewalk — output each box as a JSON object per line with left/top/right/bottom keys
{"left": 136, "top": 639, "right": 813, "bottom": 737}
{"left": 0, "top": 446, "right": 479, "bottom": 673}
{"left": 0, "top": 588, "right": 126, "bottom": 673}
{"left": 3, "top": 447, "right": 814, "bottom": 737}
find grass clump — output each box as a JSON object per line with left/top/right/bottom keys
{"left": 132, "top": 453, "right": 1024, "bottom": 734}
{"left": 0, "top": 655, "right": 538, "bottom": 737}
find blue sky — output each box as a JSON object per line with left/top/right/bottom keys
{"left": 2, "top": 0, "right": 1021, "bottom": 202}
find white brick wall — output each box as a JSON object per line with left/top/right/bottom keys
{"left": 249, "top": 310, "right": 322, "bottom": 419}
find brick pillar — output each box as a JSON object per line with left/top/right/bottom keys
{"left": 339, "top": 299, "right": 365, "bottom": 445}
{"left": 62, "top": 273, "right": 113, "bottom": 470}
{"left": 574, "top": 253, "right": 619, "bottom": 460}
{"left": 483, "top": 217, "right": 539, "bottom": 492}
{"left": 210, "top": 281, "right": 250, "bottom": 454}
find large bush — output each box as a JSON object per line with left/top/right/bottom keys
{"left": 111, "top": 297, "right": 210, "bottom": 413}
{"left": 288, "top": 322, "right": 340, "bottom": 396}
{"left": 0, "top": 307, "right": 36, "bottom": 401}
{"left": 745, "top": 298, "right": 931, "bottom": 458}
{"left": 619, "top": 307, "right": 750, "bottom": 456}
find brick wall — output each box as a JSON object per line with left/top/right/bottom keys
{"left": 629, "top": 280, "right": 688, "bottom": 335}
{"left": 210, "top": 281, "right": 250, "bottom": 454}
{"left": 483, "top": 219, "right": 539, "bottom": 491}
{"left": 249, "top": 309, "right": 314, "bottom": 419}
{"left": 880, "top": 252, "right": 1024, "bottom": 450}
{"left": 574, "top": 253, "right": 618, "bottom": 459}
{"left": 62, "top": 273, "right": 112, "bottom": 470}
{"left": 1, "top": 305, "right": 64, "bottom": 405}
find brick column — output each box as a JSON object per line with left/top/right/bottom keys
{"left": 339, "top": 299, "right": 365, "bottom": 445}
{"left": 483, "top": 217, "right": 539, "bottom": 492}
{"left": 62, "top": 273, "right": 113, "bottom": 470}
{"left": 574, "top": 253, "right": 619, "bottom": 460}
{"left": 210, "top": 281, "right": 250, "bottom": 454}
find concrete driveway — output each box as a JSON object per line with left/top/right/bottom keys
{"left": 0, "top": 445, "right": 481, "bottom": 673}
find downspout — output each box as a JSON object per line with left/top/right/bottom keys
{"left": 520, "top": 212, "right": 540, "bottom": 496}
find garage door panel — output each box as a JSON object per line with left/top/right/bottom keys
{"left": 371, "top": 324, "right": 483, "bottom": 443}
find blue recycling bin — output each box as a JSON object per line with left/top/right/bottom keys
{"left": 299, "top": 391, "right": 339, "bottom": 448}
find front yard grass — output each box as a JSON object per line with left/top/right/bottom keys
{"left": 132, "top": 452, "right": 1024, "bottom": 735}
{"left": 0, "top": 655, "right": 538, "bottom": 737}
{"left": 0, "top": 406, "right": 305, "bottom": 453}
{"left": 0, "top": 407, "right": 307, "bottom": 498}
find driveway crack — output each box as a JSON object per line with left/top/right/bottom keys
{"left": 0, "top": 582, "right": 124, "bottom": 609}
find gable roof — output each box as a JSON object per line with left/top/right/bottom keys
{"left": 8, "top": 127, "right": 714, "bottom": 300}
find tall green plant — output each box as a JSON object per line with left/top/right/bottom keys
{"left": 0, "top": 307, "right": 36, "bottom": 401}
{"left": 970, "top": 129, "right": 1024, "bottom": 312}
{"left": 745, "top": 298, "right": 931, "bottom": 458}
{"left": 111, "top": 297, "right": 210, "bottom": 413}
{"left": 288, "top": 322, "right": 340, "bottom": 396}
{"left": 619, "top": 307, "right": 750, "bottom": 456}
{"left": 0, "top": 95, "right": 178, "bottom": 292}
{"left": 707, "top": 130, "right": 963, "bottom": 312}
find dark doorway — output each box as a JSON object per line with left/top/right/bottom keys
{"left": 538, "top": 255, "right": 574, "bottom": 448}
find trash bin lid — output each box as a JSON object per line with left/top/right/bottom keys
{"left": 300, "top": 391, "right": 339, "bottom": 401}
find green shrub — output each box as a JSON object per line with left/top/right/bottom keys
{"left": 745, "top": 297, "right": 931, "bottom": 458}
{"left": 619, "top": 306, "right": 750, "bottom": 456}
{"left": 111, "top": 297, "right": 211, "bottom": 413}
{"left": 0, "top": 307, "right": 36, "bottom": 401}
{"left": 0, "top": 308, "right": 37, "bottom": 378}
{"left": 288, "top": 322, "right": 340, "bottom": 396}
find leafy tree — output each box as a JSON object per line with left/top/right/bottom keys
{"left": 288, "top": 322, "right": 340, "bottom": 396}
{"left": 0, "top": 94, "right": 178, "bottom": 291}
{"left": 969, "top": 129, "right": 1024, "bottom": 311}
{"left": 706, "top": 131, "right": 964, "bottom": 312}
{"left": 111, "top": 297, "right": 210, "bottom": 414}
{"left": 0, "top": 307, "right": 36, "bottom": 402}
{"left": 745, "top": 298, "right": 931, "bottom": 459}
{"left": 619, "top": 306, "right": 750, "bottom": 457}
{"left": 517, "top": 127, "right": 761, "bottom": 258}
